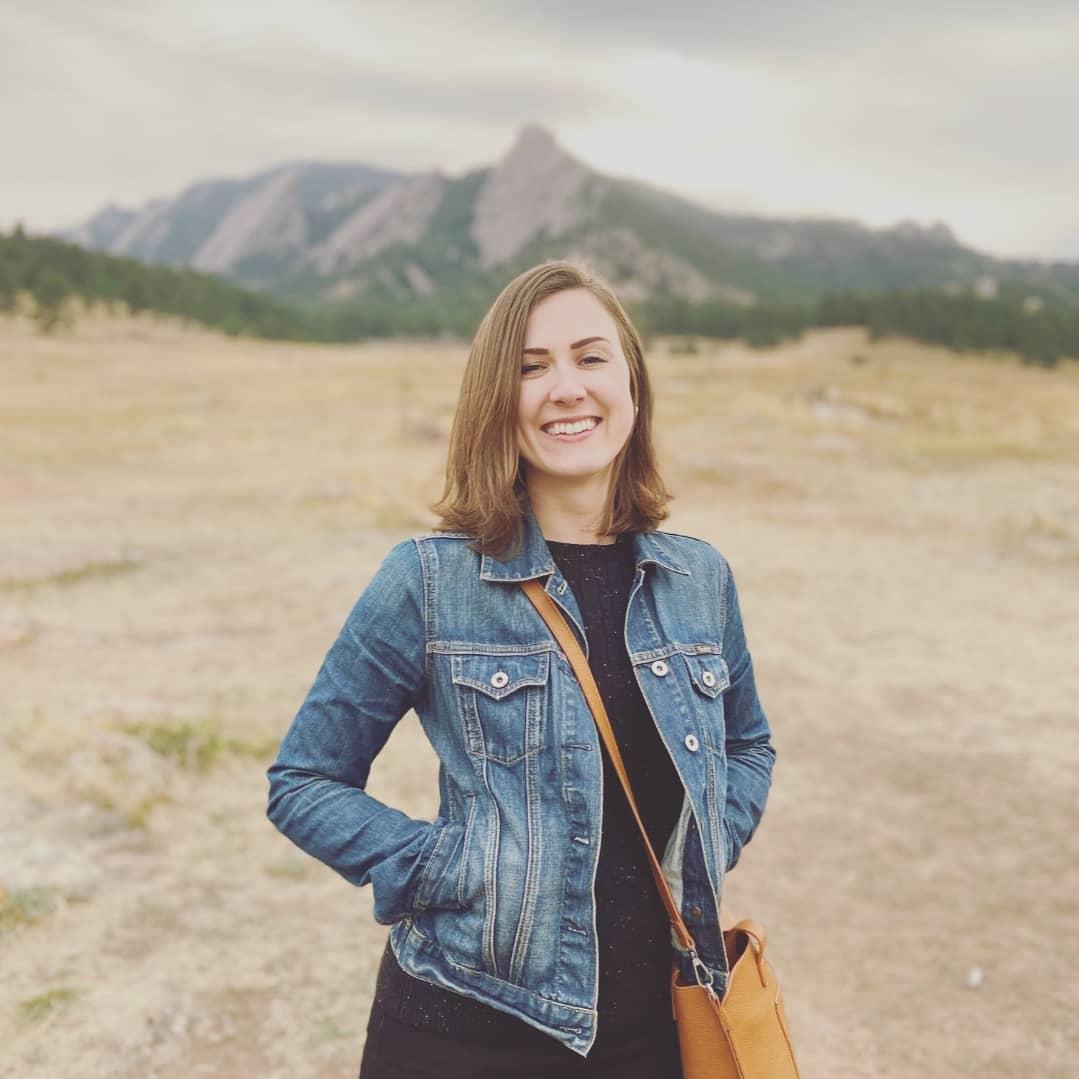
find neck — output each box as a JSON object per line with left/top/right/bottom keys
{"left": 525, "top": 471, "right": 616, "bottom": 545}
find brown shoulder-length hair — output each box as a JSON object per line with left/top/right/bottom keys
{"left": 430, "top": 259, "right": 672, "bottom": 559}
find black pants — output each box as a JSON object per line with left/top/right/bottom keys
{"left": 358, "top": 999, "right": 684, "bottom": 1079}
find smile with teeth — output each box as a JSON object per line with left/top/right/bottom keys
{"left": 542, "top": 417, "right": 600, "bottom": 437}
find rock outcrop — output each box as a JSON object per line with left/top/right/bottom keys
{"left": 470, "top": 125, "right": 597, "bottom": 268}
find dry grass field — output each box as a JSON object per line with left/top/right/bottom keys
{"left": 2, "top": 308, "right": 1077, "bottom": 1078}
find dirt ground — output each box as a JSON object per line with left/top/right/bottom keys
{"left": 2, "top": 309, "right": 1077, "bottom": 1078}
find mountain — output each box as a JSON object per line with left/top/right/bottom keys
{"left": 60, "top": 124, "right": 1079, "bottom": 309}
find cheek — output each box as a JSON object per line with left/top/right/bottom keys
{"left": 515, "top": 420, "right": 537, "bottom": 461}
{"left": 611, "top": 383, "right": 635, "bottom": 429}
{"left": 612, "top": 411, "right": 635, "bottom": 448}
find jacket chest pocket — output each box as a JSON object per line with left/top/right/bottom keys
{"left": 678, "top": 652, "right": 731, "bottom": 756}
{"left": 451, "top": 651, "right": 551, "bottom": 766}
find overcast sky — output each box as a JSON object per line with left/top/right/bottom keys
{"left": 3, "top": 0, "right": 1078, "bottom": 261}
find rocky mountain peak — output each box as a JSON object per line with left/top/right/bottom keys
{"left": 307, "top": 170, "right": 445, "bottom": 274}
{"left": 502, "top": 123, "right": 564, "bottom": 164}
{"left": 192, "top": 167, "right": 307, "bottom": 274}
{"left": 471, "top": 123, "right": 598, "bottom": 268}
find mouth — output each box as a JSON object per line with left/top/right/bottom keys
{"left": 541, "top": 417, "right": 601, "bottom": 441}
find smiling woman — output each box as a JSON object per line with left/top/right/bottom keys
{"left": 266, "top": 260, "right": 779, "bottom": 1078}
{"left": 431, "top": 261, "right": 670, "bottom": 554}
{"left": 515, "top": 290, "right": 639, "bottom": 542}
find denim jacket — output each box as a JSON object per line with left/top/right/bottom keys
{"left": 266, "top": 504, "right": 775, "bottom": 1056}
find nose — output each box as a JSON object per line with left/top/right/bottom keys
{"left": 548, "top": 359, "right": 586, "bottom": 404}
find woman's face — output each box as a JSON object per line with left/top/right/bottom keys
{"left": 516, "top": 288, "right": 636, "bottom": 493}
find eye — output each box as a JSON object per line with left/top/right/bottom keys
{"left": 581, "top": 354, "right": 606, "bottom": 365}
{"left": 521, "top": 362, "right": 544, "bottom": 375}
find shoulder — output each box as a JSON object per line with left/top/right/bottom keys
{"left": 647, "top": 530, "right": 750, "bottom": 641}
{"left": 380, "top": 530, "right": 474, "bottom": 560}
{"left": 413, "top": 529, "right": 476, "bottom": 545}
{"left": 649, "top": 527, "right": 732, "bottom": 581}
{"left": 410, "top": 529, "right": 481, "bottom": 562}
{"left": 378, "top": 530, "right": 483, "bottom": 582}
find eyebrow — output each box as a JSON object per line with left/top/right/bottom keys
{"left": 522, "top": 336, "right": 610, "bottom": 356}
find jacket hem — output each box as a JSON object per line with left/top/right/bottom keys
{"left": 389, "top": 916, "right": 597, "bottom": 1057}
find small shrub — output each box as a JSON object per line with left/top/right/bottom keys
{"left": 19, "top": 986, "right": 78, "bottom": 1022}
{"left": 266, "top": 856, "right": 309, "bottom": 880}
{"left": 0, "top": 885, "right": 54, "bottom": 931}
{"left": 120, "top": 717, "right": 275, "bottom": 771}
{"left": 124, "top": 793, "right": 172, "bottom": 830}
{"left": 0, "top": 557, "right": 141, "bottom": 594}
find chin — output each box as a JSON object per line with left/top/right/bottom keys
{"left": 539, "top": 462, "right": 613, "bottom": 482}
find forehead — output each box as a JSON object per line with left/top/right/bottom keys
{"left": 523, "top": 288, "right": 620, "bottom": 347}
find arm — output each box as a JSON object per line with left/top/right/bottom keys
{"left": 266, "top": 538, "right": 444, "bottom": 924}
{"left": 717, "top": 552, "right": 776, "bottom": 872}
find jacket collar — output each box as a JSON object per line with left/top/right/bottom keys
{"left": 479, "top": 499, "right": 690, "bottom": 581}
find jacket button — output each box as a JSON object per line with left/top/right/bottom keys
{"left": 650, "top": 660, "right": 669, "bottom": 677}
{"left": 690, "top": 905, "right": 702, "bottom": 919}
{"left": 701, "top": 670, "right": 716, "bottom": 688}
{"left": 556, "top": 580, "right": 568, "bottom": 595}
{"left": 490, "top": 671, "right": 509, "bottom": 688}
{"left": 684, "top": 734, "right": 700, "bottom": 752}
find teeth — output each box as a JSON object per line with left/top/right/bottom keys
{"left": 543, "top": 418, "right": 599, "bottom": 436}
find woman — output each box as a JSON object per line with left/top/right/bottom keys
{"left": 266, "top": 260, "right": 776, "bottom": 1077}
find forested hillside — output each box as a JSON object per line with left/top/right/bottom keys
{"left": 3, "top": 227, "right": 1077, "bottom": 366}
{"left": 0, "top": 227, "right": 313, "bottom": 339}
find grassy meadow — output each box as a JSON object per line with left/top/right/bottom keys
{"left": 1, "top": 308, "right": 1077, "bottom": 1077}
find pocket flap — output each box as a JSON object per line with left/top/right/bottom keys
{"left": 681, "top": 653, "right": 731, "bottom": 698}
{"left": 451, "top": 650, "right": 551, "bottom": 700}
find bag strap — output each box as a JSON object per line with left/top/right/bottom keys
{"left": 520, "top": 577, "right": 699, "bottom": 954}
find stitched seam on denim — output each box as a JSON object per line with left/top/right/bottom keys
{"left": 482, "top": 792, "right": 499, "bottom": 977}
{"left": 457, "top": 680, "right": 485, "bottom": 761}
{"left": 456, "top": 792, "right": 477, "bottom": 907}
{"left": 413, "top": 537, "right": 437, "bottom": 689}
{"left": 628, "top": 642, "right": 723, "bottom": 663}
{"left": 705, "top": 748, "right": 724, "bottom": 893}
{"left": 509, "top": 722, "right": 542, "bottom": 983}
{"left": 717, "top": 551, "right": 731, "bottom": 656}
{"left": 699, "top": 652, "right": 726, "bottom": 867}
{"left": 428, "top": 641, "right": 559, "bottom": 656}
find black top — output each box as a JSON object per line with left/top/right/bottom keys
{"left": 371, "top": 532, "right": 685, "bottom": 1049}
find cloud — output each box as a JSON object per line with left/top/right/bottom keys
{"left": 2, "top": 0, "right": 1077, "bottom": 259}
{"left": 426, "top": 0, "right": 1079, "bottom": 66}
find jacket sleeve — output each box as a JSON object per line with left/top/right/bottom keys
{"left": 716, "top": 551, "right": 776, "bottom": 872}
{"left": 266, "top": 538, "right": 445, "bottom": 924}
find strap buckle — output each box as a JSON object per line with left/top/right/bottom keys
{"left": 690, "top": 949, "right": 720, "bottom": 1001}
